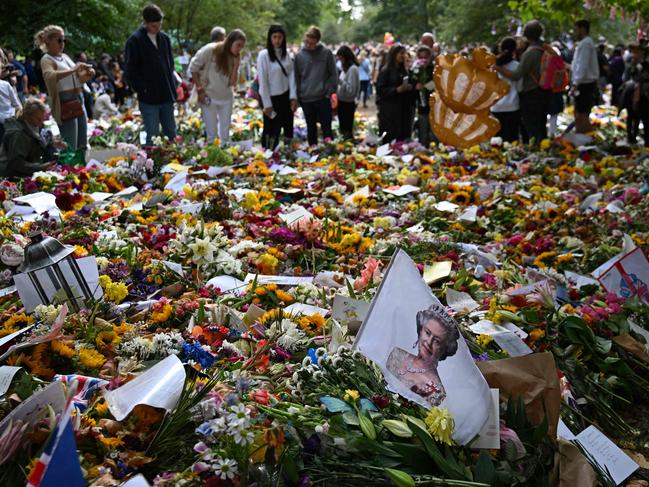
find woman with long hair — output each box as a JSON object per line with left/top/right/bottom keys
{"left": 491, "top": 37, "right": 522, "bottom": 142}
{"left": 36, "top": 25, "right": 94, "bottom": 153}
{"left": 189, "top": 29, "right": 246, "bottom": 145}
{"left": 256, "top": 24, "right": 297, "bottom": 149}
{"left": 376, "top": 43, "right": 415, "bottom": 142}
{"left": 336, "top": 45, "right": 360, "bottom": 140}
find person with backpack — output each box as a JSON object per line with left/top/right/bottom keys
{"left": 495, "top": 20, "right": 550, "bottom": 144}
{"left": 571, "top": 20, "right": 600, "bottom": 133}
{"left": 256, "top": 24, "right": 297, "bottom": 150}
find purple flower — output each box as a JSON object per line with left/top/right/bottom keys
{"left": 272, "top": 346, "right": 292, "bottom": 362}
{"left": 472, "top": 352, "right": 490, "bottom": 362}
{"left": 303, "top": 433, "right": 321, "bottom": 455}
{"left": 269, "top": 227, "right": 304, "bottom": 245}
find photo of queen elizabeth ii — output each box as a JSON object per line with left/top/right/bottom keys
{"left": 354, "top": 249, "right": 490, "bottom": 445}
{"left": 386, "top": 304, "right": 460, "bottom": 406}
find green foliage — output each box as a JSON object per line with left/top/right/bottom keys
{"left": 0, "top": 0, "right": 141, "bottom": 55}
{"left": 155, "top": 0, "right": 281, "bottom": 48}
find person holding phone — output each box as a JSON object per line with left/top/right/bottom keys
{"left": 376, "top": 43, "right": 415, "bottom": 142}
{"left": 37, "top": 25, "right": 94, "bottom": 153}
{"left": 256, "top": 24, "right": 297, "bottom": 149}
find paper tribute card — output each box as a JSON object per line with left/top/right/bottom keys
{"left": 354, "top": 249, "right": 491, "bottom": 445}
{"left": 598, "top": 247, "right": 649, "bottom": 305}
{"left": 332, "top": 295, "right": 371, "bottom": 333}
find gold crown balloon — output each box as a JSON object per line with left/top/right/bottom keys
{"left": 430, "top": 47, "right": 510, "bottom": 148}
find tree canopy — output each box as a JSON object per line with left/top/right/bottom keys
{"left": 0, "top": 0, "right": 646, "bottom": 57}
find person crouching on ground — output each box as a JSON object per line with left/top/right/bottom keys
{"left": 0, "top": 98, "right": 59, "bottom": 178}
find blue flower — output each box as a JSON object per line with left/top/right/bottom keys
{"left": 307, "top": 348, "right": 320, "bottom": 367}
{"left": 236, "top": 377, "right": 251, "bottom": 394}
{"left": 180, "top": 342, "right": 215, "bottom": 369}
{"left": 196, "top": 421, "right": 213, "bottom": 436}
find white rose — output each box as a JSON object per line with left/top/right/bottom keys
{"left": 0, "top": 243, "right": 24, "bottom": 267}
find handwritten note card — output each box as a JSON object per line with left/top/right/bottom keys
{"left": 574, "top": 425, "right": 638, "bottom": 485}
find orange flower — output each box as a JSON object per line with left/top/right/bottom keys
{"left": 529, "top": 328, "right": 545, "bottom": 342}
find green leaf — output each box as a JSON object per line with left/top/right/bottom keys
{"left": 382, "top": 420, "right": 414, "bottom": 438}
{"left": 281, "top": 452, "right": 299, "bottom": 483}
{"left": 343, "top": 411, "right": 359, "bottom": 425}
{"left": 406, "top": 417, "right": 468, "bottom": 480}
{"left": 346, "top": 278, "right": 358, "bottom": 299}
{"left": 594, "top": 337, "right": 612, "bottom": 354}
{"left": 384, "top": 468, "right": 416, "bottom": 487}
{"left": 473, "top": 450, "right": 496, "bottom": 484}
{"left": 359, "top": 412, "right": 377, "bottom": 440}
{"left": 352, "top": 436, "right": 402, "bottom": 458}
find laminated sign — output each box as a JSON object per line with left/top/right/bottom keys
{"left": 598, "top": 248, "right": 649, "bottom": 305}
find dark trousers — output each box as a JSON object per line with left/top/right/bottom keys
{"left": 262, "top": 90, "right": 294, "bottom": 149}
{"left": 301, "top": 98, "right": 332, "bottom": 146}
{"left": 0, "top": 121, "right": 4, "bottom": 148}
{"left": 417, "top": 109, "right": 435, "bottom": 146}
{"left": 378, "top": 101, "right": 414, "bottom": 142}
{"left": 493, "top": 110, "right": 521, "bottom": 143}
{"left": 359, "top": 80, "right": 370, "bottom": 105}
{"left": 519, "top": 88, "right": 548, "bottom": 144}
{"left": 337, "top": 100, "right": 356, "bottom": 139}
{"left": 632, "top": 96, "right": 649, "bottom": 147}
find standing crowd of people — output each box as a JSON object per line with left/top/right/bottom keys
{"left": 1, "top": 4, "right": 649, "bottom": 179}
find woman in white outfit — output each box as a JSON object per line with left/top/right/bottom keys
{"left": 256, "top": 24, "right": 298, "bottom": 149}
{"left": 190, "top": 29, "right": 246, "bottom": 145}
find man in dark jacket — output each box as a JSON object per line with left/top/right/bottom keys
{"left": 0, "top": 98, "right": 56, "bottom": 178}
{"left": 125, "top": 4, "right": 177, "bottom": 145}
{"left": 294, "top": 26, "right": 337, "bottom": 146}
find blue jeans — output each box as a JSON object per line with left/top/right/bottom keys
{"left": 58, "top": 92, "right": 88, "bottom": 152}
{"left": 139, "top": 101, "right": 176, "bottom": 145}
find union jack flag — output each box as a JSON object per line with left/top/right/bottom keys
{"left": 54, "top": 374, "right": 108, "bottom": 411}
{"left": 25, "top": 383, "right": 85, "bottom": 487}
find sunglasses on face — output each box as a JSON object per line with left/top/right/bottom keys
{"left": 55, "top": 37, "right": 65, "bottom": 44}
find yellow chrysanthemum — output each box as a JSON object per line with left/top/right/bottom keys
{"left": 150, "top": 303, "right": 173, "bottom": 323}
{"left": 99, "top": 274, "right": 112, "bottom": 288}
{"left": 104, "top": 281, "right": 129, "bottom": 304}
{"left": 424, "top": 407, "right": 455, "bottom": 446}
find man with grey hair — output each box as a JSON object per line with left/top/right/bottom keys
{"left": 189, "top": 26, "right": 227, "bottom": 104}
{"left": 420, "top": 32, "right": 435, "bottom": 49}
{"left": 210, "top": 26, "right": 226, "bottom": 43}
